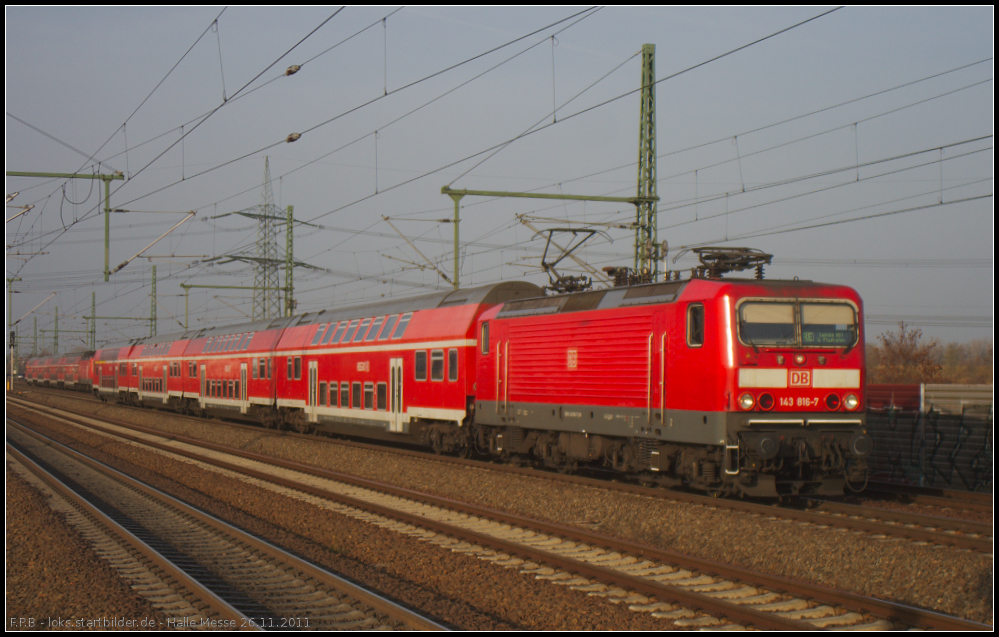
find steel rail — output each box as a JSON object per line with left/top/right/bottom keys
{"left": 797, "top": 497, "right": 992, "bottom": 537}
{"left": 9, "top": 400, "right": 990, "bottom": 631}
{"left": 10, "top": 390, "right": 993, "bottom": 553}
{"left": 5, "top": 439, "right": 257, "bottom": 631}
{"left": 865, "top": 481, "right": 994, "bottom": 514}
{"left": 6, "top": 417, "right": 449, "bottom": 632}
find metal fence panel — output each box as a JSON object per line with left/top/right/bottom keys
{"left": 866, "top": 384, "right": 993, "bottom": 492}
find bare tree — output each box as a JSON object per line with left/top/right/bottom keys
{"left": 868, "top": 322, "right": 945, "bottom": 384}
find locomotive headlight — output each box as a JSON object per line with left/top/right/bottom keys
{"left": 794, "top": 354, "right": 806, "bottom": 365}
{"left": 844, "top": 393, "right": 860, "bottom": 411}
{"left": 738, "top": 393, "right": 755, "bottom": 410}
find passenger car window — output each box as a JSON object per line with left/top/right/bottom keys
{"left": 378, "top": 315, "right": 397, "bottom": 340}
{"left": 431, "top": 350, "right": 444, "bottom": 381}
{"left": 415, "top": 351, "right": 427, "bottom": 381}
{"left": 353, "top": 318, "right": 372, "bottom": 342}
{"left": 392, "top": 313, "right": 412, "bottom": 339}
{"left": 366, "top": 317, "right": 384, "bottom": 341}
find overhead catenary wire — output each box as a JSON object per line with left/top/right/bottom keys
{"left": 9, "top": 9, "right": 990, "bottom": 344}
{"left": 7, "top": 8, "right": 347, "bottom": 283}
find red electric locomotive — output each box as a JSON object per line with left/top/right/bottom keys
{"left": 471, "top": 274, "right": 870, "bottom": 496}
{"left": 23, "top": 255, "right": 871, "bottom": 497}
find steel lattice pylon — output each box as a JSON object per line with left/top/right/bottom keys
{"left": 253, "top": 157, "right": 283, "bottom": 320}
{"left": 635, "top": 43, "right": 658, "bottom": 280}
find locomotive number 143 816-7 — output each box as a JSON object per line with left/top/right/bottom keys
{"left": 780, "top": 396, "right": 821, "bottom": 408}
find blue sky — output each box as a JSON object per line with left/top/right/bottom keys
{"left": 5, "top": 6, "right": 993, "bottom": 351}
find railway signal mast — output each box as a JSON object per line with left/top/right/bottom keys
{"left": 5, "top": 170, "right": 124, "bottom": 281}
{"left": 440, "top": 44, "right": 662, "bottom": 291}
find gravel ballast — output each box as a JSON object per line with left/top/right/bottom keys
{"left": 9, "top": 401, "right": 691, "bottom": 631}
{"left": 5, "top": 468, "right": 171, "bottom": 631}
{"left": 10, "top": 390, "right": 994, "bottom": 626}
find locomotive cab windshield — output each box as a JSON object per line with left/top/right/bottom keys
{"left": 738, "top": 299, "right": 857, "bottom": 348}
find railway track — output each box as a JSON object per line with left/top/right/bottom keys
{"left": 11, "top": 388, "right": 993, "bottom": 554}
{"left": 6, "top": 418, "right": 446, "bottom": 632}
{"left": 8, "top": 397, "right": 989, "bottom": 631}
{"left": 864, "top": 480, "right": 994, "bottom": 515}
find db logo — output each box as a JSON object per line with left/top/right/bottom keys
{"left": 567, "top": 349, "right": 578, "bottom": 370}
{"left": 789, "top": 370, "right": 812, "bottom": 387}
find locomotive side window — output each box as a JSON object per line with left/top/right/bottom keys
{"left": 294, "top": 356, "right": 302, "bottom": 380}
{"left": 340, "top": 382, "right": 349, "bottom": 408}
{"left": 287, "top": 357, "right": 293, "bottom": 379}
{"left": 266, "top": 358, "right": 272, "bottom": 379}
{"left": 319, "top": 382, "right": 327, "bottom": 406}
{"left": 330, "top": 381, "right": 338, "bottom": 407}
{"left": 687, "top": 304, "right": 705, "bottom": 347}
{"left": 415, "top": 351, "right": 427, "bottom": 381}
{"left": 431, "top": 350, "right": 445, "bottom": 381}
{"left": 392, "top": 313, "right": 412, "bottom": 339}
{"left": 252, "top": 358, "right": 258, "bottom": 379}
{"left": 258, "top": 358, "right": 266, "bottom": 379}
{"left": 352, "top": 382, "right": 361, "bottom": 409}
{"left": 481, "top": 322, "right": 489, "bottom": 354}
{"left": 448, "top": 349, "right": 458, "bottom": 381}
{"left": 801, "top": 303, "right": 857, "bottom": 347}
{"left": 739, "top": 302, "right": 796, "bottom": 346}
